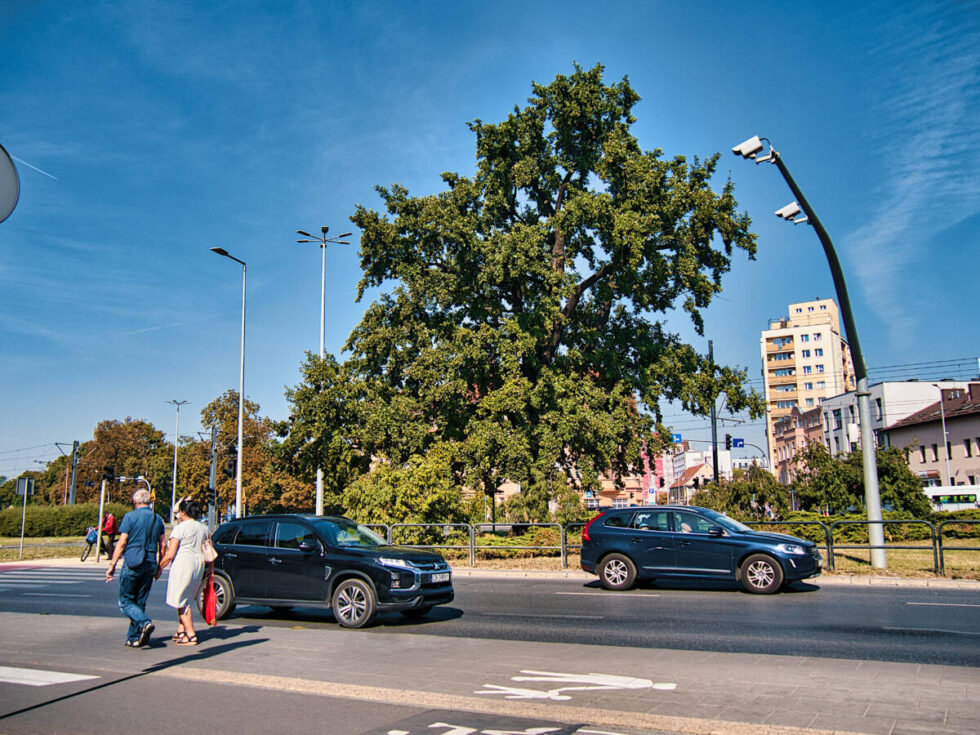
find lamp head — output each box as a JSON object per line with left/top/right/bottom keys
{"left": 337, "top": 232, "right": 352, "bottom": 238}
{"left": 297, "top": 230, "right": 314, "bottom": 238}
{"left": 210, "top": 246, "right": 229, "bottom": 256}
{"left": 321, "top": 226, "right": 328, "bottom": 234}
{"left": 775, "top": 202, "right": 802, "bottom": 220}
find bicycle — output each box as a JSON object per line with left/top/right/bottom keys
{"left": 81, "top": 528, "right": 116, "bottom": 562}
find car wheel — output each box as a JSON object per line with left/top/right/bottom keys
{"left": 740, "top": 554, "right": 784, "bottom": 594}
{"left": 201, "top": 574, "right": 237, "bottom": 619}
{"left": 400, "top": 605, "right": 433, "bottom": 620}
{"left": 598, "top": 553, "right": 637, "bottom": 590}
{"left": 332, "top": 578, "right": 377, "bottom": 628}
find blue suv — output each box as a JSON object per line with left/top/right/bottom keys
{"left": 580, "top": 505, "right": 822, "bottom": 594}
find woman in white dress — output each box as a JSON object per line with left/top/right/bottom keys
{"left": 156, "top": 498, "right": 209, "bottom": 645}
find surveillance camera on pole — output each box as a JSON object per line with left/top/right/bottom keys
{"left": 732, "top": 136, "right": 764, "bottom": 159}
{"left": 775, "top": 202, "right": 802, "bottom": 220}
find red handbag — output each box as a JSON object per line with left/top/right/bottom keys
{"left": 203, "top": 571, "right": 217, "bottom": 626}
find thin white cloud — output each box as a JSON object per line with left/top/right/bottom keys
{"left": 844, "top": 5, "right": 980, "bottom": 343}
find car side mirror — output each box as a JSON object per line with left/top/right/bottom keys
{"left": 298, "top": 539, "right": 320, "bottom": 553}
{"left": 707, "top": 526, "right": 725, "bottom": 538}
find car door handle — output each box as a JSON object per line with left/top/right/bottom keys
{"left": 678, "top": 541, "right": 692, "bottom": 547}
{"left": 224, "top": 553, "right": 238, "bottom": 559}
{"left": 269, "top": 557, "right": 282, "bottom": 565}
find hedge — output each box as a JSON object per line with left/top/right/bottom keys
{"left": 0, "top": 502, "right": 132, "bottom": 538}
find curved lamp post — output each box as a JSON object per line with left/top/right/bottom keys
{"left": 733, "top": 135, "right": 886, "bottom": 568}
{"left": 210, "top": 247, "right": 246, "bottom": 519}
{"left": 296, "top": 227, "right": 351, "bottom": 516}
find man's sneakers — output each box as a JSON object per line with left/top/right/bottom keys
{"left": 137, "top": 622, "right": 154, "bottom": 647}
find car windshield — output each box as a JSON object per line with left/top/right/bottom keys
{"left": 311, "top": 519, "right": 388, "bottom": 548}
{"left": 700, "top": 509, "right": 754, "bottom": 533}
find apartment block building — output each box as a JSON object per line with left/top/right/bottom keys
{"left": 772, "top": 406, "right": 824, "bottom": 484}
{"left": 760, "top": 298, "right": 855, "bottom": 471}
{"left": 886, "top": 383, "right": 980, "bottom": 488}
{"left": 821, "top": 380, "right": 969, "bottom": 457}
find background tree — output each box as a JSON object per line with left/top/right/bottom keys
{"left": 284, "top": 63, "right": 762, "bottom": 517}
{"left": 692, "top": 465, "right": 789, "bottom": 518}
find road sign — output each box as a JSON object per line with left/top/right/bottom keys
{"left": 16, "top": 478, "right": 34, "bottom": 496}
{"left": 733, "top": 438, "right": 745, "bottom": 448}
{"left": 670, "top": 433, "right": 682, "bottom": 444}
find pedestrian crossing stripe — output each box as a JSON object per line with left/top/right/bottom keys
{"left": 0, "top": 666, "right": 98, "bottom": 686}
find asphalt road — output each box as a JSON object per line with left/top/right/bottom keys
{"left": 2, "top": 565, "right": 978, "bottom": 667}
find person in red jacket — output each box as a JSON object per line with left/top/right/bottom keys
{"left": 102, "top": 513, "right": 119, "bottom": 552}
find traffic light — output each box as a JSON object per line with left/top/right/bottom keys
{"left": 725, "top": 434, "right": 732, "bottom": 451}
{"left": 208, "top": 483, "right": 217, "bottom": 508}
{"left": 222, "top": 458, "right": 236, "bottom": 479}
{"left": 102, "top": 466, "right": 114, "bottom": 483}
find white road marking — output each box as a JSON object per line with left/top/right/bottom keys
{"left": 0, "top": 666, "right": 98, "bottom": 687}
{"left": 883, "top": 626, "right": 980, "bottom": 637}
{"left": 906, "top": 601, "right": 980, "bottom": 608}
{"left": 483, "top": 613, "right": 603, "bottom": 620}
{"left": 475, "top": 670, "right": 676, "bottom": 701}
{"left": 556, "top": 592, "right": 661, "bottom": 598}
{"left": 23, "top": 593, "right": 92, "bottom": 598}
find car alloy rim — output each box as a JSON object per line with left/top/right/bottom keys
{"left": 747, "top": 561, "right": 774, "bottom": 588}
{"left": 605, "top": 559, "right": 628, "bottom": 585}
{"left": 337, "top": 586, "right": 367, "bottom": 622}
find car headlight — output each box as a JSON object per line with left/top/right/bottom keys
{"left": 774, "top": 543, "right": 806, "bottom": 555}
{"left": 379, "top": 557, "right": 415, "bottom": 569}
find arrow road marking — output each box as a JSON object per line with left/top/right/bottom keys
{"left": 475, "top": 670, "right": 676, "bottom": 701}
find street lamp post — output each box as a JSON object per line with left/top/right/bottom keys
{"left": 166, "top": 399, "right": 189, "bottom": 523}
{"left": 296, "top": 226, "right": 351, "bottom": 516}
{"left": 932, "top": 384, "right": 953, "bottom": 486}
{"left": 210, "top": 246, "right": 246, "bottom": 519}
{"left": 733, "top": 135, "right": 886, "bottom": 568}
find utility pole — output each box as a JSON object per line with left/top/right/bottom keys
{"left": 709, "top": 340, "right": 720, "bottom": 483}
{"left": 208, "top": 426, "right": 218, "bottom": 529}
{"left": 67, "top": 441, "right": 80, "bottom": 504}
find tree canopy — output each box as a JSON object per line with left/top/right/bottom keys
{"left": 282, "top": 63, "right": 763, "bottom": 518}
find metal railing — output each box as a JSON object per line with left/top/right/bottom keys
{"left": 473, "top": 523, "right": 564, "bottom": 567}
{"left": 389, "top": 523, "right": 475, "bottom": 566}
{"left": 829, "top": 520, "right": 938, "bottom": 573}
{"left": 937, "top": 519, "right": 980, "bottom": 576}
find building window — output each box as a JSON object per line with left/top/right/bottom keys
{"left": 612, "top": 498, "right": 627, "bottom": 509}
{"left": 920, "top": 446, "right": 927, "bottom": 463}
{"left": 816, "top": 364, "right": 825, "bottom": 373}
{"left": 774, "top": 384, "right": 795, "bottom": 393}
{"left": 834, "top": 437, "right": 840, "bottom": 453}
{"left": 813, "top": 333, "right": 823, "bottom": 341}
{"left": 820, "top": 305, "right": 827, "bottom": 310}
{"left": 586, "top": 498, "right": 599, "bottom": 510}
{"left": 808, "top": 306, "right": 814, "bottom": 311}
{"left": 806, "top": 398, "right": 815, "bottom": 407}
{"left": 777, "top": 400, "right": 798, "bottom": 409}
{"left": 769, "top": 352, "right": 793, "bottom": 362}
{"left": 817, "top": 381, "right": 826, "bottom": 389}
{"left": 801, "top": 334, "right": 809, "bottom": 342}
{"left": 795, "top": 308, "right": 802, "bottom": 313}
{"left": 804, "top": 382, "right": 813, "bottom": 390}
{"left": 803, "top": 366, "right": 812, "bottom": 374}
{"left": 932, "top": 444, "right": 939, "bottom": 461}
{"left": 773, "top": 368, "right": 796, "bottom": 376}
{"left": 801, "top": 349, "right": 811, "bottom": 358}
{"left": 875, "top": 398, "right": 883, "bottom": 421}
{"left": 947, "top": 442, "right": 952, "bottom": 460}
{"left": 833, "top": 409, "right": 842, "bottom": 430}
{"left": 814, "top": 348, "right": 824, "bottom": 357}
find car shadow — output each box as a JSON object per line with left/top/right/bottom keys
{"left": 229, "top": 604, "right": 464, "bottom": 628}
{"left": 582, "top": 578, "right": 820, "bottom": 595}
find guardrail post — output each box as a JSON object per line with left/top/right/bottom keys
{"left": 561, "top": 524, "right": 567, "bottom": 569}
{"left": 469, "top": 523, "right": 475, "bottom": 566}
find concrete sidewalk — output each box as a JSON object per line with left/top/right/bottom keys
{"left": 0, "top": 608, "right": 977, "bottom": 735}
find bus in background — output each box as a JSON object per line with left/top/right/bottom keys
{"left": 924, "top": 486, "right": 980, "bottom": 512}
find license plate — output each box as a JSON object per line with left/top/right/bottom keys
{"left": 431, "top": 572, "right": 450, "bottom": 583}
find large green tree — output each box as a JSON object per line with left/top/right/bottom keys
{"left": 284, "top": 64, "right": 762, "bottom": 517}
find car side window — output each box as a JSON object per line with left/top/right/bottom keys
{"left": 630, "top": 512, "right": 669, "bottom": 531}
{"left": 235, "top": 520, "right": 272, "bottom": 546}
{"left": 603, "top": 514, "right": 629, "bottom": 528}
{"left": 672, "top": 512, "right": 714, "bottom": 534}
{"left": 211, "top": 524, "right": 237, "bottom": 544}
{"left": 276, "top": 522, "right": 314, "bottom": 550}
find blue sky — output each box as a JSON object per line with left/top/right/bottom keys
{"left": 1, "top": 1, "right": 978, "bottom": 478}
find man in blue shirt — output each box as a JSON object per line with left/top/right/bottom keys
{"left": 105, "top": 488, "right": 166, "bottom": 647}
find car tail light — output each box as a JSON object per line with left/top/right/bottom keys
{"left": 582, "top": 512, "right": 606, "bottom": 542}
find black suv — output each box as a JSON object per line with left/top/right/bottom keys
{"left": 204, "top": 514, "right": 454, "bottom": 627}
{"left": 580, "top": 505, "right": 822, "bottom": 594}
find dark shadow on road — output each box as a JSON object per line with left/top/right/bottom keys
{"left": 581, "top": 577, "right": 820, "bottom": 595}
{"left": 227, "top": 604, "right": 464, "bottom": 629}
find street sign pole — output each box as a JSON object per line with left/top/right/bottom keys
{"left": 96, "top": 479, "right": 107, "bottom": 562}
